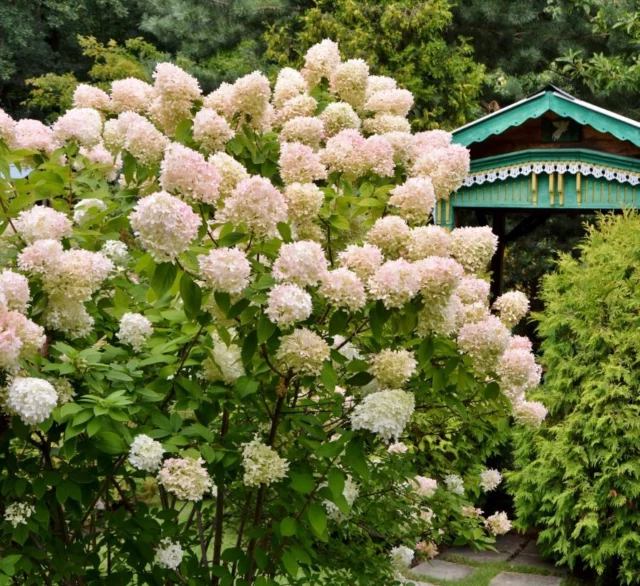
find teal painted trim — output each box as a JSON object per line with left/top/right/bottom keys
{"left": 452, "top": 91, "right": 640, "bottom": 148}
{"left": 549, "top": 94, "right": 640, "bottom": 148}
{"left": 453, "top": 93, "right": 550, "bottom": 147}
{"left": 468, "top": 148, "right": 640, "bottom": 173}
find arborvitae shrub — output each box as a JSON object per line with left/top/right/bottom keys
{"left": 509, "top": 212, "right": 640, "bottom": 585}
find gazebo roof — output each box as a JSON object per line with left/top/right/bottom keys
{"left": 453, "top": 85, "right": 640, "bottom": 148}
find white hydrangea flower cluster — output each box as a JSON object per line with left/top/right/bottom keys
{"left": 13, "top": 206, "right": 72, "bottom": 243}
{"left": 241, "top": 438, "right": 289, "bottom": 487}
{"left": 198, "top": 247, "right": 251, "bottom": 295}
{"left": 324, "top": 474, "right": 359, "bottom": 521}
{"left": 265, "top": 283, "right": 312, "bottom": 327}
{"left": 52, "top": 107, "right": 103, "bottom": 147}
{"left": 7, "top": 377, "right": 58, "bottom": 425}
{"left": 203, "top": 333, "right": 245, "bottom": 385}
{"left": 480, "top": 469, "right": 502, "bottom": 492}
{"left": 330, "top": 59, "right": 369, "bottom": 108}
{"left": 497, "top": 347, "right": 542, "bottom": 401}
{"left": 101, "top": 240, "right": 129, "bottom": 267}
{"left": 129, "top": 434, "right": 165, "bottom": 472}
{"left": 370, "top": 349, "right": 417, "bottom": 388}
{"left": 209, "top": 152, "right": 250, "bottom": 201}
{"left": 388, "top": 177, "right": 436, "bottom": 224}
{"left": 193, "top": 108, "right": 235, "bottom": 152}
{"left": 280, "top": 117, "right": 325, "bottom": 148}
{"left": 389, "top": 545, "right": 414, "bottom": 570}
{"left": 319, "top": 103, "right": 361, "bottom": 136}
{"left": 284, "top": 183, "right": 325, "bottom": 224}
{"left": 456, "top": 277, "right": 491, "bottom": 305}
{"left": 157, "top": 457, "right": 212, "bottom": 501}
{"left": 350, "top": 389, "right": 415, "bottom": 443}
{"left": 337, "top": 244, "right": 383, "bottom": 281}
{"left": 387, "top": 442, "right": 408, "bottom": 455}
{"left": 457, "top": 316, "right": 511, "bottom": 374}
{"left": 159, "top": 143, "right": 221, "bottom": 205}
{"left": 276, "top": 328, "right": 330, "bottom": 375}
{"left": 444, "top": 474, "right": 465, "bottom": 495}
{"left": 117, "top": 312, "right": 153, "bottom": 351}
{"left": 279, "top": 141, "right": 327, "bottom": 184}
{"left": 155, "top": 538, "right": 184, "bottom": 570}
{"left": 513, "top": 400, "right": 548, "bottom": 428}
{"left": 4, "top": 502, "right": 35, "bottom": 527}
{"left": 493, "top": 291, "right": 530, "bottom": 328}
{"left": 366, "top": 216, "right": 411, "bottom": 259}
{"left": 73, "top": 83, "right": 111, "bottom": 111}
{"left": 484, "top": 511, "right": 512, "bottom": 535}
{"left": 73, "top": 198, "right": 107, "bottom": 225}
{"left": 368, "top": 259, "right": 421, "bottom": 309}
{"left": 449, "top": 226, "right": 498, "bottom": 275}
{"left": 129, "top": 191, "right": 201, "bottom": 262}
{"left": 216, "top": 177, "right": 287, "bottom": 239}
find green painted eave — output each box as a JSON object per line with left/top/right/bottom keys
{"left": 452, "top": 89, "right": 640, "bottom": 148}
{"left": 469, "top": 148, "right": 640, "bottom": 173}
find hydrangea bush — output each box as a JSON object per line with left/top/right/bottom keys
{"left": 0, "top": 40, "right": 544, "bottom": 586}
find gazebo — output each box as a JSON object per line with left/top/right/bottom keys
{"left": 436, "top": 85, "right": 640, "bottom": 293}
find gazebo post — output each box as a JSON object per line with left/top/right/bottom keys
{"left": 490, "top": 211, "right": 505, "bottom": 300}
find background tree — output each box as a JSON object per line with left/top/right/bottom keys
{"left": 0, "top": 0, "right": 144, "bottom": 118}
{"left": 264, "top": 0, "right": 485, "bottom": 129}
{"left": 452, "top": 0, "right": 640, "bottom": 118}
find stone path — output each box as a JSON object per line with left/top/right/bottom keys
{"left": 407, "top": 532, "right": 566, "bottom": 586}
{"left": 412, "top": 559, "right": 475, "bottom": 581}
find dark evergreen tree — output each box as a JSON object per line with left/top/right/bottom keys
{"left": 0, "top": 0, "right": 145, "bottom": 117}
{"left": 452, "top": 0, "right": 639, "bottom": 118}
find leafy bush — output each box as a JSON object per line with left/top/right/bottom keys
{"left": 0, "top": 41, "right": 540, "bottom": 585}
{"left": 509, "top": 212, "right": 640, "bottom": 585}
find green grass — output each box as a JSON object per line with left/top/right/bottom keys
{"left": 404, "top": 555, "right": 588, "bottom": 586}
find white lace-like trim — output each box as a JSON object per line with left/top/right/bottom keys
{"left": 463, "top": 162, "right": 640, "bottom": 187}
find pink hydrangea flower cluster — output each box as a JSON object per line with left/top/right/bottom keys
{"left": 129, "top": 191, "right": 201, "bottom": 262}
{"left": 279, "top": 142, "right": 327, "bottom": 184}
{"left": 193, "top": 108, "right": 235, "bottom": 153}
{"left": 53, "top": 108, "right": 103, "bottom": 147}
{"left": 110, "top": 78, "right": 154, "bottom": 113}
{"left": 318, "top": 268, "right": 366, "bottom": 311}
{"left": 160, "top": 143, "right": 221, "bottom": 205}
{"left": 216, "top": 177, "right": 287, "bottom": 239}
{"left": 273, "top": 241, "right": 328, "bottom": 286}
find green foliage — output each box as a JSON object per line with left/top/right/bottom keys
{"left": 264, "top": 0, "right": 485, "bottom": 130}
{"left": 508, "top": 212, "right": 640, "bottom": 585}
